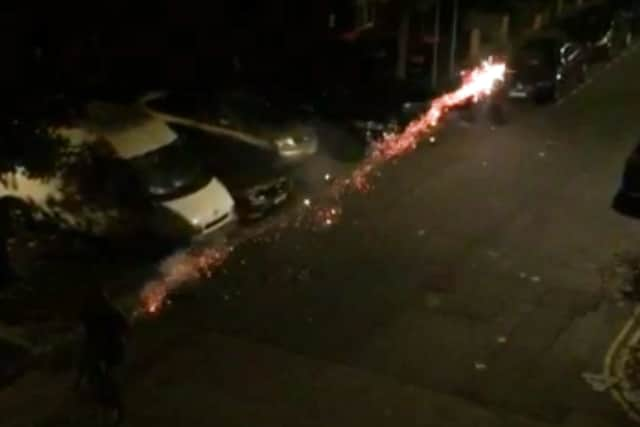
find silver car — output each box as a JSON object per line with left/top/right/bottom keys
{"left": 140, "top": 91, "right": 318, "bottom": 162}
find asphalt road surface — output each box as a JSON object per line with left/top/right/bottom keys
{"left": 7, "top": 47, "right": 640, "bottom": 426}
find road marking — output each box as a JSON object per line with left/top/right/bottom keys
{"left": 604, "top": 306, "right": 640, "bottom": 423}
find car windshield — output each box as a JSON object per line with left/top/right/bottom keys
{"left": 170, "top": 124, "right": 283, "bottom": 189}
{"left": 147, "top": 92, "right": 288, "bottom": 137}
{"left": 129, "top": 138, "right": 211, "bottom": 201}
{"left": 217, "top": 92, "right": 288, "bottom": 134}
{"left": 515, "top": 40, "right": 557, "bottom": 67}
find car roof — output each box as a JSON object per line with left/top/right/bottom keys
{"left": 85, "top": 102, "right": 178, "bottom": 159}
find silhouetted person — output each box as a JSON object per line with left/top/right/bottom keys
{"left": 76, "top": 284, "right": 129, "bottom": 426}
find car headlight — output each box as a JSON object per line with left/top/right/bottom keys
{"left": 274, "top": 136, "right": 298, "bottom": 152}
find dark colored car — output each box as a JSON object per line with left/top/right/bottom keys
{"left": 142, "top": 91, "right": 318, "bottom": 163}
{"left": 614, "top": 142, "right": 640, "bottom": 217}
{"left": 558, "top": 3, "right": 633, "bottom": 62}
{"left": 170, "top": 123, "right": 291, "bottom": 222}
{"left": 506, "top": 34, "right": 588, "bottom": 103}
{"left": 327, "top": 82, "right": 432, "bottom": 138}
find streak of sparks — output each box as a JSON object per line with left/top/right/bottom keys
{"left": 139, "top": 245, "right": 233, "bottom": 315}
{"left": 137, "top": 57, "right": 505, "bottom": 316}
{"left": 350, "top": 57, "right": 506, "bottom": 191}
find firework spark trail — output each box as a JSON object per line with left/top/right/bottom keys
{"left": 139, "top": 245, "right": 234, "bottom": 314}
{"left": 348, "top": 58, "right": 506, "bottom": 192}
{"left": 137, "top": 58, "right": 505, "bottom": 316}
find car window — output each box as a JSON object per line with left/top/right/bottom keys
{"left": 147, "top": 92, "right": 289, "bottom": 139}
{"left": 170, "top": 124, "right": 280, "bottom": 182}
{"left": 128, "top": 136, "right": 211, "bottom": 202}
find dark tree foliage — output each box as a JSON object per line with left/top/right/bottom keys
{"left": 0, "top": 117, "right": 125, "bottom": 234}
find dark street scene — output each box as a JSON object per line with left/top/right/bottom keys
{"left": 5, "top": 0, "right": 640, "bottom": 425}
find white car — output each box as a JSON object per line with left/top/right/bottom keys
{"left": 0, "top": 103, "right": 235, "bottom": 241}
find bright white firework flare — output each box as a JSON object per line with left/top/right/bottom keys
{"left": 137, "top": 57, "right": 506, "bottom": 316}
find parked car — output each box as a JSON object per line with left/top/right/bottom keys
{"left": 0, "top": 103, "right": 236, "bottom": 242}
{"left": 168, "top": 123, "right": 292, "bottom": 222}
{"left": 506, "top": 33, "right": 588, "bottom": 103}
{"left": 331, "top": 82, "right": 431, "bottom": 138}
{"left": 558, "top": 3, "right": 633, "bottom": 62}
{"left": 140, "top": 91, "right": 318, "bottom": 163}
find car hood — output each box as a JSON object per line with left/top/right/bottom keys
{"left": 511, "top": 64, "right": 555, "bottom": 85}
{"left": 217, "top": 167, "right": 289, "bottom": 194}
{"left": 159, "top": 177, "right": 234, "bottom": 228}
